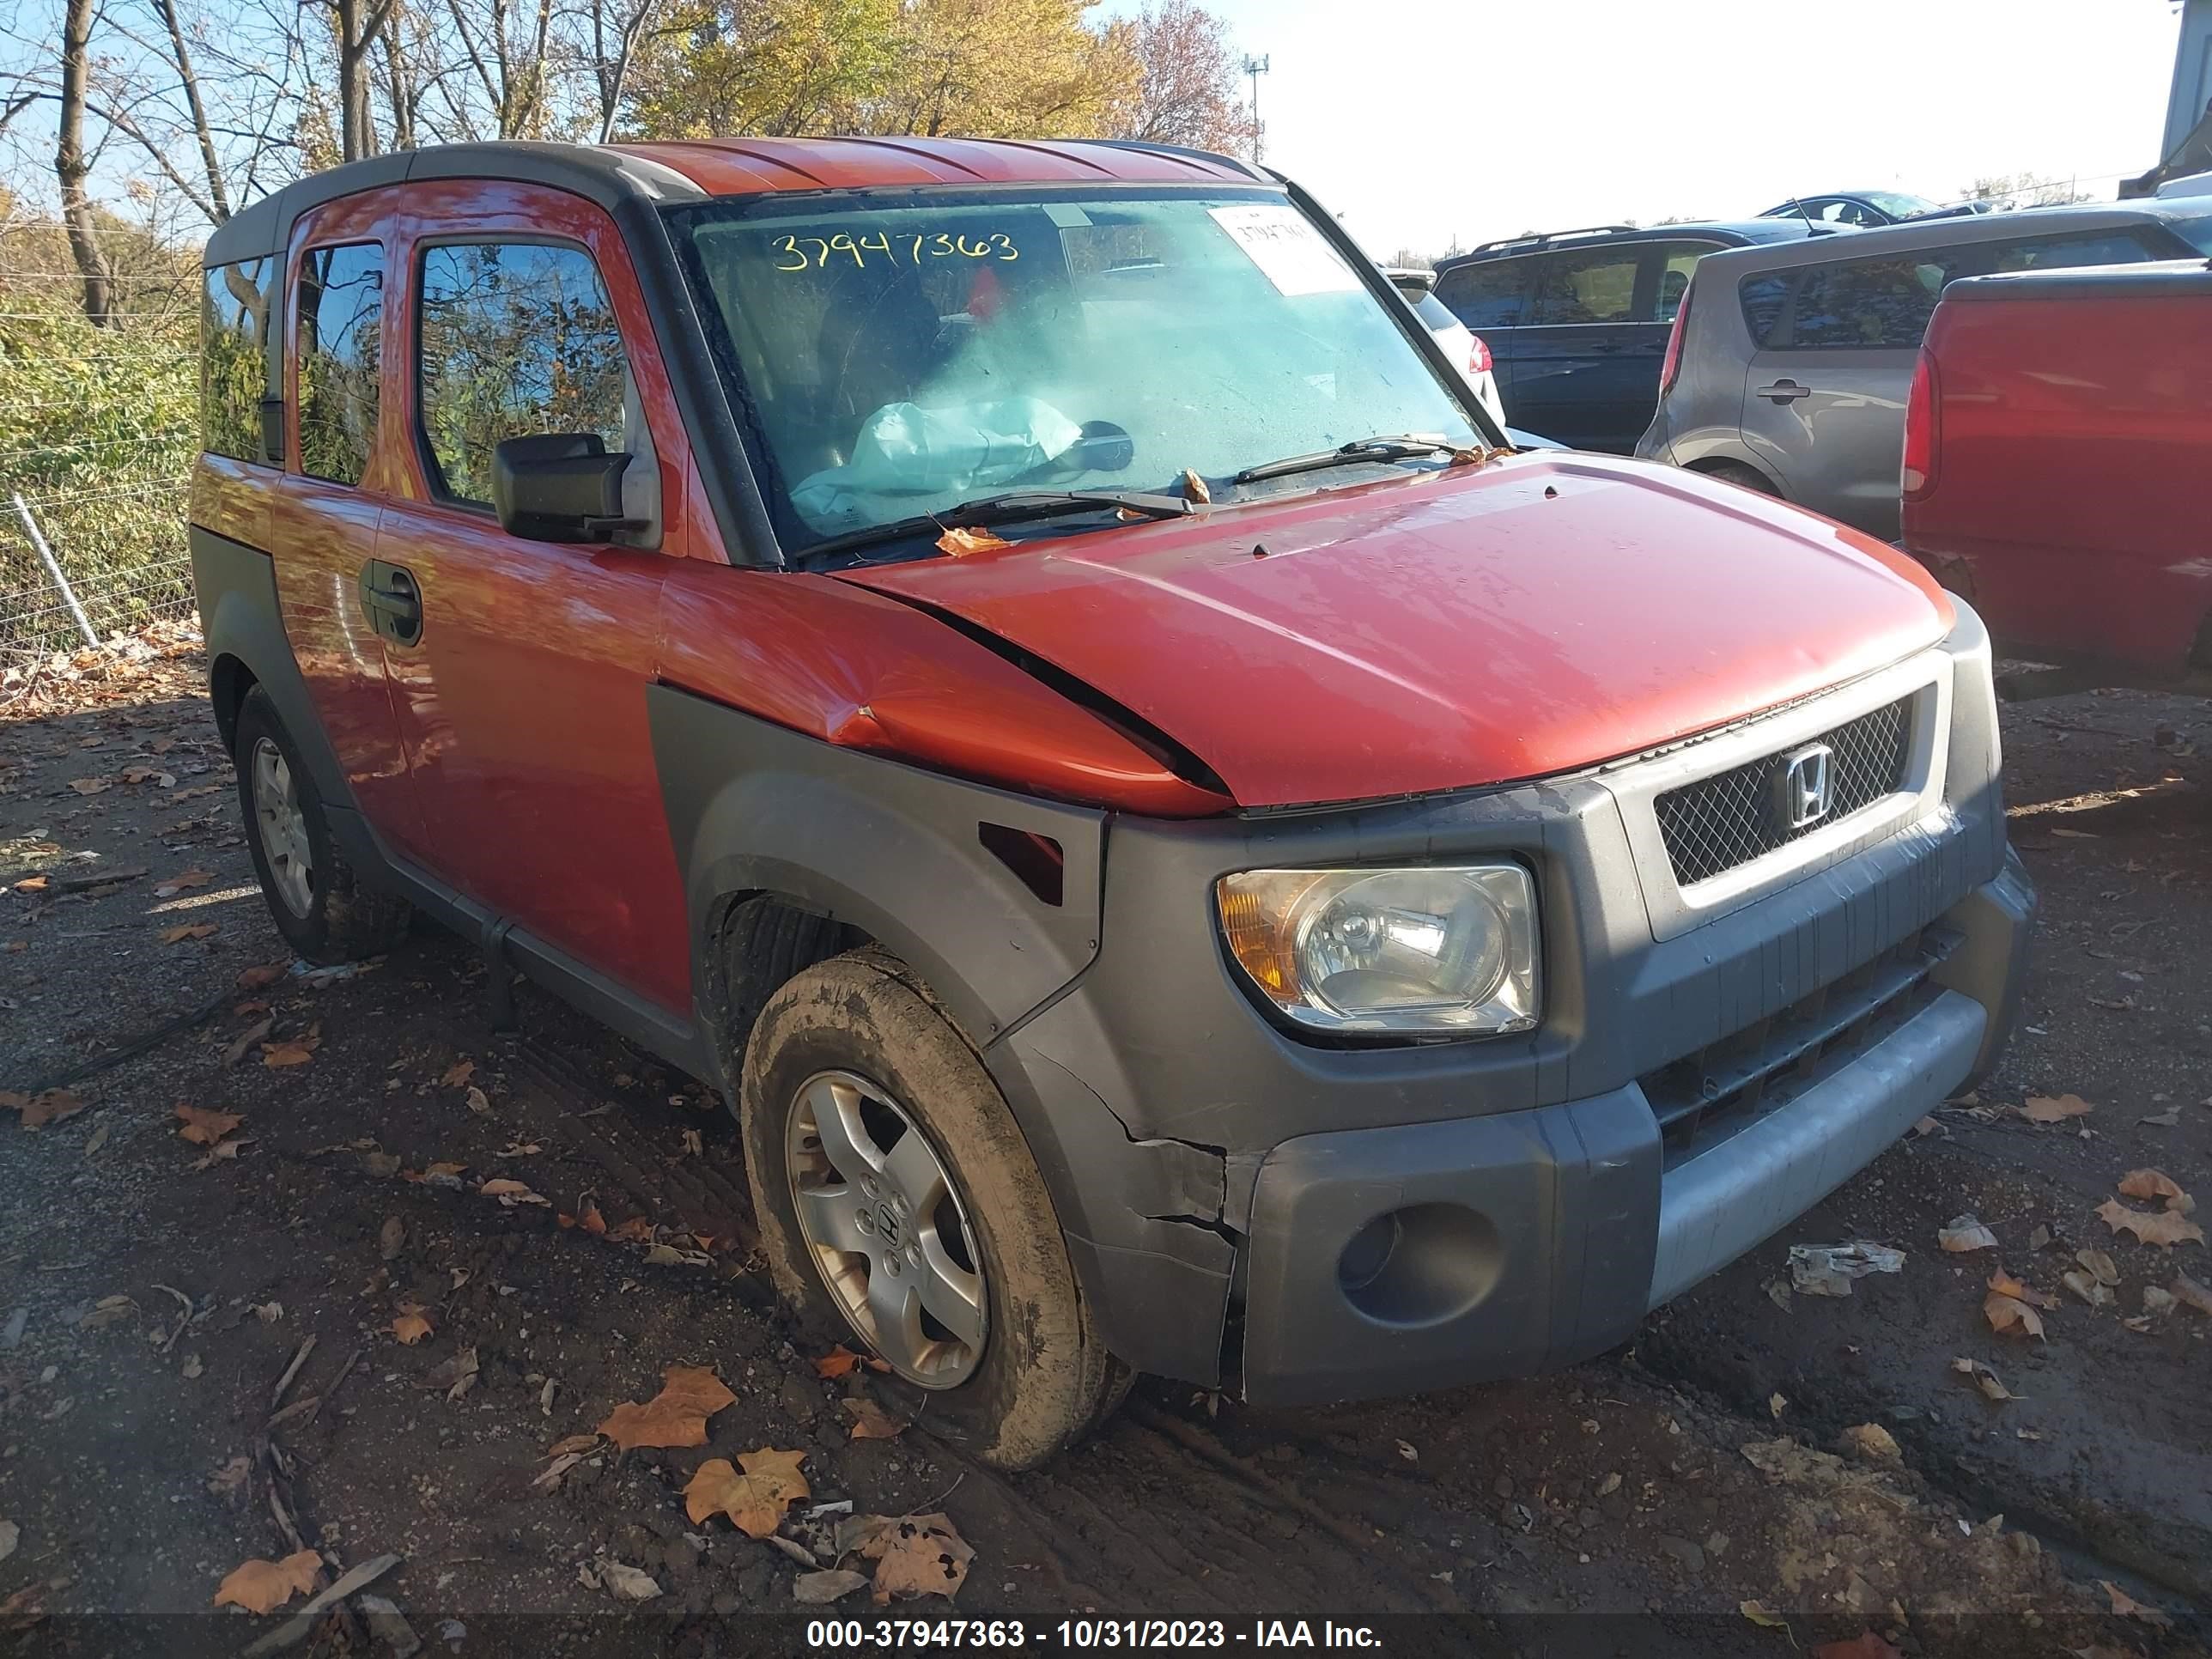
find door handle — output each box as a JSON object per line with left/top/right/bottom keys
{"left": 358, "top": 561, "right": 423, "bottom": 647}
{"left": 1756, "top": 380, "right": 1813, "bottom": 404}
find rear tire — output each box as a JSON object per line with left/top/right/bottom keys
{"left": 1698, "top": 459, "right": 1780, "bottom": 497}
{"left": 739, "top": 947, "right": 1123, "bottom": 1469}
{"left": 233, "top": 686, "right": 410, "bottom": 964}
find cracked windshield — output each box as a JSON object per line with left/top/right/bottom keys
{"left": 673, "top": 191, "right": 1478, "bottom": 555}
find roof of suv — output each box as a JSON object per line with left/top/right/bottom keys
{"left": 1433, "top": 219, "right": 1827, "bottom": 273}
{"left": 1676, "top": 198, "right": 2212, "bottom": 282}
{"left": 206, "top": 137, "right": 1263, "bottom": 266}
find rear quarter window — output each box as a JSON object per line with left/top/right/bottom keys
{"left": 1987, "top": 231, "right": 2158, "bottom": 273}
{"left": 203, "top": 258, "right": 271, "bottom": 463}
{"left": 1433, "top": 258, "right": 1529, "bottom": 330}
{"left": 295, "top": 243, "right": 384, "bottom": 486}
{"left": 1739, "top": 271, "right": 1793, "bottom": 348}
{"left": 2169, "top": 212, "right": 2212, "bottom": 257}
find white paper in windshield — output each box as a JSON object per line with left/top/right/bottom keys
{"left": 1207, "top": 204, "right": 1358, "bottom": 297}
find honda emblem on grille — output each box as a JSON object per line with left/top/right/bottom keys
{"left": 1778, "top": 743, "right": 1835, "bottom": 831}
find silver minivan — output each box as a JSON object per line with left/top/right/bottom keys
{"left": 1636, "top": 202, "right": 2212, "bottom": 539}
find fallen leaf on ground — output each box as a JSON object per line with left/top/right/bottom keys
{"left": 2097, "top": 1198, "right": 2205, "bottom": 1249}
{"left": 479, "top": 1177, "right": 548, "bottom": 1206}
{"left": 580, "top": 1560, "right": 660, "bottom": 1601}
{"left": 1950, "top": 1356, "right": 2018, "bottom": 1401}
{"left": 262, "top": 1038, "right": 319, "bottom": 1067}
{"left": 191, "top": 1138, "right": 250, "bottom": 1171}
{"left": 2141, "top": 1107, "right": 2182, "bottom": 1127}
{"left": 235, "top": 962, "right": 288, "bottom": 990}
{"left": 2020, "top": 1094, "right": 2093, "bottom": 1124}
{"left": 598, "top": 1364, "right": 736, "bottom": 1449}
{"left": 222, "top": 1017, "right": 274, "bottom": 1067}
{"left": 1840, "top": 1423, "right": 1900, "bottom": 1464}
{"left": 578, "top": 1199, "right": 606, "bottom": 1236}
{"left": 1987, "top": 1267, "right": 2057, "bottom": 1309}
{"left": 936, "top": 526, "right": 1010, "bottom": 556}
{"left": 1984, "top": 1291, "right": 2045, "bottom": 1339}
{"left": 392, "top": 1304, "right": 434, "bottom": 1346}
{"left": 547, "top": 1432, "right": 603, "bottom": 1457}
{"left": 212, "top": 1549, "right": 321, "bottom": 1613}
{"left": 158, "top": 923, "right": 216, "bottom": 945}
{"left": 207, "top": 1455, "right": 251, "bottom": 1496}
{"left": 815, "top": 1346, "right": 886, "bottom": 1379}
{"left": 3, "top": 1089, "right": 85, "bottom": 1130}
{"left": 1739, "top": 1600, "right": 1789, "bottom": 1631}
{"left": 441, "top": 1059, "right": 475, "bottom": 1087}
{"left": 2062, "top": 1270, "right": 2114, "bottom": 1309}
{"left": 154, "top": 867, "right": 213, "bottom": 896}
{"left": 2117, "top": 1169, "right": 2195, "bottom": 1214}
{"left": 2075, "top": 1247, "right": 2120, "bottom": 1286}
{"left": 465, "top": 1085, "right": 491, "bottom": 1115}
{"left": 842, "top": 1397, "right": 908, "bottom": 1441}
{"left": 794, "top": 1570, "right": 871, "bottom": 1604}
{"left": 68, "top": 777, "right": 107, "bottom": 794}
{"left": 422, "top": 1346, "right": 478, "bottom": 1400}
{"left": 2173, "top": 1273, "right": 2212, "bottom": 1316}
{"left": 1939, "top": 1214, "right": 1998, "bottom": 1252}
{"left": 173, "top": 1103, "right": 242, "bottom": 1146}
{"left": 2142, "top": 1285, "right": 2176, "bottom": 1317}
{"left": 2100, "top": 1580, "right": 2172, "bottom": 1627}
{"left": 683, "top": 1449, "right": 809, "bottom": 1536}
{"left": 859, "top": 1512, "right": 975, "bottom": 1603}
{"left": 11, "top": 877, "right": 49, "bottom": 893}
{"left": 606, "top": 1216, "right": 654, "bottom": 1243}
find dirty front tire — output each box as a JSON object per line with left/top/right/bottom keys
{"left": 740, "top": 948, "right": 1124, "bottom": 1469}
{"left": 232, "top": 686, "right": 410, "bottom": 964}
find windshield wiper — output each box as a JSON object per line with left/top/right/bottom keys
{"left": 799, "top": 489, "right": 1195, "bottom": 564}
{"left": 1231, "top": 434, "right": 1455, "bottom": 485}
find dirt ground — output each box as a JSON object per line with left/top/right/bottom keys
{"left": 2, "top": 631, "right": 2208, "bottom": 1659}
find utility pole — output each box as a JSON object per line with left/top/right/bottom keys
{"left": 1242, "top": 54, "right": 1269, "bottom": 164}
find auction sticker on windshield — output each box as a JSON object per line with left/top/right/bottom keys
{"left": 1206, "top": 204, "right": 1358, "bottom": 297}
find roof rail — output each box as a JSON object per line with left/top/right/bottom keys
{"left": 1088, "top": 139, "right": 1268, "bottom": 183}
{"left": 1463, "top": 223, "right": 1640, "bottom": 257}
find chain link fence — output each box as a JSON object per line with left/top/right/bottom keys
{"left": 1, "top": 216, "right": 199, "bottom": 668}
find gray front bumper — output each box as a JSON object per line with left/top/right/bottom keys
{"left": 1232, "top": 851, "right": 2033, "bottom": 1407}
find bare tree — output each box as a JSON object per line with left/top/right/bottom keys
{"left": 576, "top": 0, "right": 663, "bottom": 143}
{"left": 56, "top": 0, "right": 115, "bottom": 322}
{"left": 334, "top": 0, "right": 399, "bottom": 159}
{"left": 1114, "top": 0, "right": 1251, "bottom": 155}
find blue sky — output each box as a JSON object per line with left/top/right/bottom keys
{"left": 1127, "top": 0, "right": 2188, "bottom": 258}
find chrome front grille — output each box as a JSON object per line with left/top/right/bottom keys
{"left": 1654, "top": 696, "right": 1914, "bottom": 886}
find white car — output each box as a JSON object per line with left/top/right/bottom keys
{"left": 1387, "top": 269, "right": 1508, "bottom": 430}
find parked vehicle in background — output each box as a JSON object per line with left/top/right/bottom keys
{"left": 192, "top": 136, "right": 2032, "bottom": 1471}
{"left": 1386, "top": 267, "right": 1507, "bottom": 428}
{"left": 1430, "top": 221, "right": 1837, "bottom": 453}
{"left": 1637, "top": 200, "right": 2212, "bottom": 539}
{"left": 1902, "top": 258, "right": 2212, "bottom": 691}
{"left": 1759, "top": 191, "right": 1992, "bottom": 228}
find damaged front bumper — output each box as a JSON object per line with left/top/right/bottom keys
{"left": 985, "top": 611, "right": 2031, "bottom": 1406}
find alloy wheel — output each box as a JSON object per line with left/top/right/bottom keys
{"left": 250, "top": 736, "right": 314, "bottom": 918}
{"left": 784, "top": 1069, "right": 988, "bottom": 1388}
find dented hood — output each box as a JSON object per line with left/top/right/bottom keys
{"left": 835, "top": 454, "right": 1954, "bottom": 808}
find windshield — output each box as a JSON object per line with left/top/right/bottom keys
{"left": 668, "top": 187, "right": 1481, "bottom": 557}
{"left": 1864, "top": 191, "right": 1940, "bottom": 218}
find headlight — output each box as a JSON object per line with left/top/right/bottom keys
{"left": 1216, "top": 864, "right": 1540, "bottom": 1037}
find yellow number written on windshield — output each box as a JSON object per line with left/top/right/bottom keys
{"left": 770, "top": 231, "right": 1018, "bottom": 271}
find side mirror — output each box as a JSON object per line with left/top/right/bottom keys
{"left": 490, "top": 433, "right": 637, "bottom": 543}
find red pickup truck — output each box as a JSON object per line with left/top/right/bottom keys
{"left": 1903, "top": 258, "right": 2212, "bottom": 690}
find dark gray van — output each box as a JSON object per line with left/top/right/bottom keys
{"left": 1430, "top": 221, "right": 1833, "bottom": 453}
